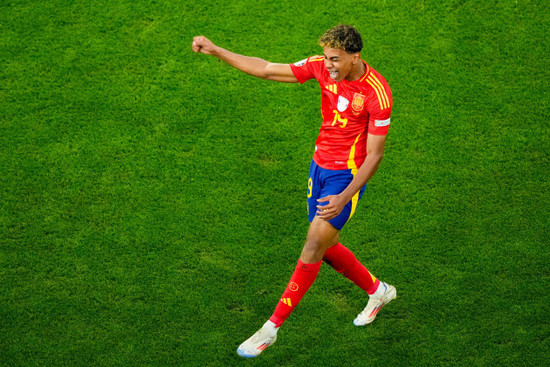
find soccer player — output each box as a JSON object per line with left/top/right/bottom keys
{"left": 192, "top": 24, "right": 396, "bottom": 358}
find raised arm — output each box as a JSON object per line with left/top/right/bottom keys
{"left": 192, "top": 36, "right": 299, "bottom": 83}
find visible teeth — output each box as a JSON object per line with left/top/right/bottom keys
{"left": 330, "top": 71, "right": 338, "bottom": 79}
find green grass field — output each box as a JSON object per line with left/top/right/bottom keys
{"left": 1, "top": 0, "right": 548, "bottom": 365}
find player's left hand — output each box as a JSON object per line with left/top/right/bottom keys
{"left": 316, "top": 194, "right": 348, "bottom": 220}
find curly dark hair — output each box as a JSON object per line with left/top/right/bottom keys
{"left": 319, "top": 24, "right": 363, "bottom": 54}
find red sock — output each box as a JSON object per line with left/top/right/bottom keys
{"left": 323, "top": 243, "right": 379, "bottom": 294}
{"left": 269, "top": 260, "right": 322, "bottom": 327}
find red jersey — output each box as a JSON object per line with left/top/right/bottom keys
{"left": 290, "top": 56, "right": 392, "bottom": 171}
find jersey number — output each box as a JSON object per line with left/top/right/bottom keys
{"left": 332, "top": 110, "right": 348, "bottom": 128}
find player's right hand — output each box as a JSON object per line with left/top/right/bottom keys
{"left": 192, "top": 36, "right": 217, "bottom": 55}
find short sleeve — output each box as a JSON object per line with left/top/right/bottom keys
{"left": 367, "top": 77, "right": 393, "bottom": 135}
{"left": 289, "top": 57, "right": 318, "bottom": 84}
{"left": 368, "top": 109, "right": 392, "bottom": 135}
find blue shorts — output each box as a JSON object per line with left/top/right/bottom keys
{"left": 307, "top": 160, "right": 366, "bottom": 230}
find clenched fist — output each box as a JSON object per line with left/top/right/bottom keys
{"left": 192, "top": 36, "right": 218, "bottom": 55}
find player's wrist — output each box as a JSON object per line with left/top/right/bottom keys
{"left": 209, "top": 45, "right": 221, "bottom": 57}
{"left": 339, "top": 190, "right": 355, "bottom": 203}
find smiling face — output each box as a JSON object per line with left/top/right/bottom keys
{"left": 319, "top": 25, "right": 364, "bottom": 81}
{"left": 323, "top": 47, "right": 362, "bottom": 82}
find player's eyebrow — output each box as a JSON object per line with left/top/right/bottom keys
{"left": 323, "top": 54, "right": 340, "bottom": 61}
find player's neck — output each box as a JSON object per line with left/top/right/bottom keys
{"left": 345, "top": 61, "right": 366, "bottom": 82}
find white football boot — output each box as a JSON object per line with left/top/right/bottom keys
{"left": 353, "top": 282, "right": 396, "bottom": 326}
{"left": 236, "top": 321, "right": 278, "bottom": 358}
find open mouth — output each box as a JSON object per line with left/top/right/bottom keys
{"left": 329, "top": 70, "right": 339, "bottom": 80}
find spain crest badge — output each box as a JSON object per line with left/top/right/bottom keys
{"left": 352, "top": 93, "right": 366, "bottom": 114}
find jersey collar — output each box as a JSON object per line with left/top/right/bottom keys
{"left": 358, "top": 61, "right": 370, "bottom": 82}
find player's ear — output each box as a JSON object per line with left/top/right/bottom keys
{"left": 352, "top": 52, "right": 361, "bottom": 64}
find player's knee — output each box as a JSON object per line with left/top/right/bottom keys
{"left": 300, "top": 239, "right": 327, "bottom": 263}
{"left": 300, "top": 249, "right": 323, "bottom": 263}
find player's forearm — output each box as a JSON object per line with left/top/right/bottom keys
{"left": 341, "top": 153, "right": 384, "bottom": 201}
{"left": 212, "top": 46, "right": 272, "bottom": 79}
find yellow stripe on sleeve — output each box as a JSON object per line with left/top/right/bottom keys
{"left": 309, "top": 56, "right": 325, "bottom": 62}
{"left": 366, "top": 78, "right": 385, "bottom": 110}
{"left": 368, "top": 74, "right": 390, "bottom": 109}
